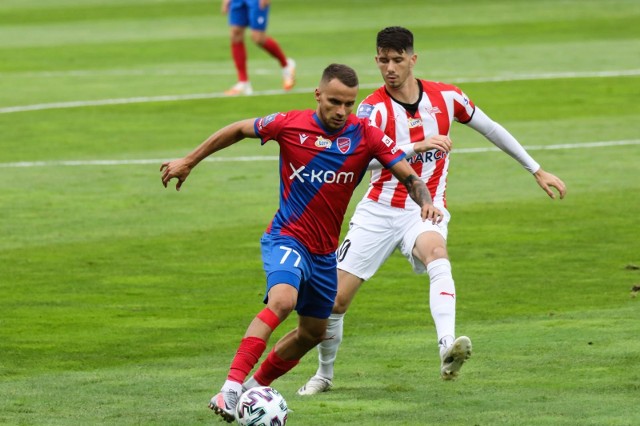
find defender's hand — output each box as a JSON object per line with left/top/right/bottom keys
{"left": 421, "top": 203, "right": 444, "bottom": 224}
{"left": 160, "top": 159, "right": 192, "bottom": 191}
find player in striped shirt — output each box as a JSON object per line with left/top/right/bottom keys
{"left": 161, "top": 63, "right": 443, "bottom": 422}
{"left": 298, "top": 27, "right": 567, "bottom": 395}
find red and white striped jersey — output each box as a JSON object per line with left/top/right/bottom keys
{"left": 356, "top": 80, "right": 475, "bottom": 209}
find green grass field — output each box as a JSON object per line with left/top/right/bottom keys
{"left": 1, "top": 0, "right": 639, "bottom": 424}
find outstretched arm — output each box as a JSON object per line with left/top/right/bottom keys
{"left": 388, "top": 159, "right": 444, "bottom": 224}
{"left": 467, "top": 107, "right": 566, "bottom": 199}
{"left": 160, "top": 118, "right": 257, "bottom": 191}
{"left": 367, "top": 135, "right": 451, "bottom": 171}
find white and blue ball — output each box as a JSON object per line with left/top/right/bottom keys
{"left": 235, "top": 386, "right": 288, "bottom": 426}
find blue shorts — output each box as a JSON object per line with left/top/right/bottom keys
{"left": 260, "top": 233, "right": 337, "bottom": 319}
{"left": 228, "top": 0, "right": 269, "bottom": 31}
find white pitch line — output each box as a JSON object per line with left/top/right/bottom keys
{"left": 1, "top": 140, "right": 638, "bottom": 169}
{"left": 1, "top": 69, "right": 639, "bottom": 114}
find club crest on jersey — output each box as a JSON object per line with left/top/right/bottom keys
{"left": 408, "top": 117, "right": 423, "bottom": 128}
{"left": 258, "top": 113, "right": 279, "bottom": 130}
{"left": 315, "top": 136, "right": 332, "bottom": 149}
{"left": 336, "top": 137, "right": 351, "bottom": 154}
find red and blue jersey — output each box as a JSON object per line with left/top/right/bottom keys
{"left": 255, "top": 109, "right": 404, "bottom": 255}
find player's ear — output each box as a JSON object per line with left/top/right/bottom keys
{"left": 314, "top": 88, "right": 321, "bottom": 102}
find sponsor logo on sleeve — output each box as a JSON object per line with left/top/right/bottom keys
{"left": 381, "top": 134, "right": 394, "bottom": 147}
{"left": 356, "top": 104, "right": 374, "bottom": 118}
{"left": 258, "top": 112, "right": 279, "bottom": 130}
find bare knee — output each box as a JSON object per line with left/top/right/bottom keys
{"left": 229, "top": 26, "right": 244, "bottom": 43}
{"left": 428, "top": 246, "right": 448, "bottom": 264}
{"left": 266, "top": 286, "right": 297, "bottom": 319}
{"left": 267, "top": 298, "right": 296, "bottom": 319}
{"left": 332, "top": 293, "right": 350, "bottom": 314}
{"left": 332, "top": 270, "right": 363, "bottom": 314}
{"left": 414, "top": 232, "right": 449, "bottom": 266}
{"left": 250, "top": 30, "right": 267, "bottom": 45}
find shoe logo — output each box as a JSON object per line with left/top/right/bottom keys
{"left": 299, "top": 133, "right": 309, "bottom": 144}
{"left": 440, "top": 291, "right": 455, "bottom": 299}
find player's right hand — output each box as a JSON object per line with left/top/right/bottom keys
{"left": 160, "top": 159, "right": 191, "bottom": 191}
{"left": 421, "top": 203, "right": 444, "bottom": 225}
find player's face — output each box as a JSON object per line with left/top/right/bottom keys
{"left": 375, "top": 48, "right": 416, "bottom": 90}
{"left": 314, "top": 78, "right": 358, "bottom": 131}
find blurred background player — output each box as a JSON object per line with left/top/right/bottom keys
{"left": 297, "top": 26, "right": 567, "bottom": 395}
{"left": 221, "top": 0, "right": 296, "bottom": 95}
{"left": 161, "top": 63, "right": 442, "bottom": 423}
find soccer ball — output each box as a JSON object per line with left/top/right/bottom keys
{"left": 235, "top": 386, "right": 288, "bottom": 426}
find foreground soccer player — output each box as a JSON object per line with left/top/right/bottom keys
{"left": 160, "top": 63, "right": 443, "bottom": 423}
{"left": 298, "top": 27, "right": 567, "bottom": 395}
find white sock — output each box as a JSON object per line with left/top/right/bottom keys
{"left": 315, "top": 313, "right": 344, "bottom": 380}
{"left": 427, "top": 258, "right": 456, "bottom": 347}
{"left": 242, "top": 375, "right": 261, "bottom": 390}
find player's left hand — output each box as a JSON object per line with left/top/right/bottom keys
{"left": 160, "top": 159, "right": 192, "bottom": 191}
{"left": 421, "top": 203, "right": 444, "bottom": 224}
{"left": 533, "top": 169, "right": 567, "bottom": 200}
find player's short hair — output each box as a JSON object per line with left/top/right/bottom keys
{"left": 320, "top": 64, "right": 359, "bottom": 88}
{"left": 377, "top": 26, "right": 414, "bottom": 55}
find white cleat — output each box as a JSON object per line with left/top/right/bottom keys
{"left": 297, "top": 375, "right": 333, "bottom": 396}
{"left": 282, "top": 58, "right": 296, "bottom": 91}
{"left": 208, "top": 389, "right": 239, "bottom": 423}
{"left": 440, "top": 336, "right": 472, "bottom": 380}
{"left": 224, "top": 81, "right": 253, "bottom": 96}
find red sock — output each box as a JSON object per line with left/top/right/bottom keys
{"left": 261, "top": 37, "right": 287, "bottom": 67}
{"left": 227, "top": 336, "right": 266, "bottom": 384}
{"left": 253, "top": 349, "right": 299, "bottom": 386}
{"left": 230, "top": 41, "right": 248, "bottom": 82}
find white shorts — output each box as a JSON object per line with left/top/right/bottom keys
{"left": 337, "top": 198, "right": 450, "bottom": 280}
